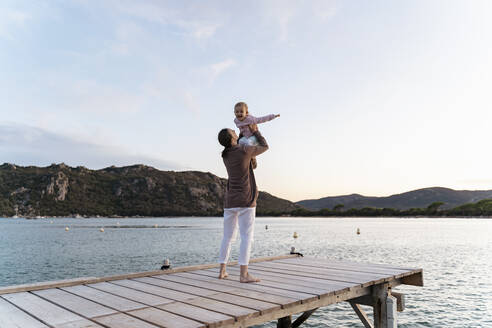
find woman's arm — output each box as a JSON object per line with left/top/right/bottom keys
{"left": 245, "top": 124, "right": 269, "bottom": 157}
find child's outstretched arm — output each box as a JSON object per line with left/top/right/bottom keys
{"left": 252, "top": 114, "right": 280, "bottom": 124}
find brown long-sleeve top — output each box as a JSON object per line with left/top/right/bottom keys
{"left": 223, "top": 131, "right": 269, "bottom": 208}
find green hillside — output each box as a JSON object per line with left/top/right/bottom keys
{"left": 0, "top": 163, "right": 298, "bottom": 217}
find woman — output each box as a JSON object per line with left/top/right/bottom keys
{"left": 217, "top": 123, "right": 268, "bottom": 283}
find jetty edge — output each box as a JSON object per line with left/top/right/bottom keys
{"left": 0, "top": 254, "right": 423, "bottom": 328}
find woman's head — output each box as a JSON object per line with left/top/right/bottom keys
{"left": 218, "top": 128, "right": 238, "bottom": 157}
{"left": 234, "top": 102, "right": 248, "bottom": 121}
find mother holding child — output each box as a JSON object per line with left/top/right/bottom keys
{"left": 217, "top": 102, "right": 279, "bottom": 283}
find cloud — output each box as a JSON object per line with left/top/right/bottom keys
{"left": 105, "top": 1, "right": 223, "bottom": 39}
{"left": 210, "top": 58, "right": 236, "bottom": 83}
{"left": 259, "top": 0, "right": 337, "bottom": 42}
{"left": 0, "top": 123, "right": 184, "bottom": 170}
{"left": 0, "top": 7, "right": 30, "bottom": 40}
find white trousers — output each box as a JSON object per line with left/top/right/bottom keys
{"left": 218, "top": 207, "right": 256, "bottom": 266}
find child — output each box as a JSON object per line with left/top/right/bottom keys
{"left": 234, "top": 101, "right": 280, "bottom": 169}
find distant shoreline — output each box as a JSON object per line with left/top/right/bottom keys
{"left": 2, "top": 215, "right": 491, "bottom": 219}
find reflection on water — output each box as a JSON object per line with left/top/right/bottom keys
{"left": 0, "top": 217, "right": 491, "bottom": 327}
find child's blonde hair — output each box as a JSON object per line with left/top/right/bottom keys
{"left": 234, "top": 102, "right": 248, "bottom": 112}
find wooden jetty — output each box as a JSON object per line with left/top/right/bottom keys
{"left": 0, "top": 254, "right": 423, "bottom": 328}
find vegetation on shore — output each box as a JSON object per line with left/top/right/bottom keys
{"left": 0, "top": 163, "right": 297, "bottom": 217}
{"left": 1, "top": 163, "right": 490, "bottom": 218}
{"left": 276, "top": 199, "right": 492, "bottom": 217}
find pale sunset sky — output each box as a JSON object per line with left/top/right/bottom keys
{"left": 1, "top": 1, "right": 491, "bottom": 202}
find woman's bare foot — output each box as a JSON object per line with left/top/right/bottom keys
{"left": 218, "top": 263, "right": 229, "bottom": 279}
{"left": 240, "top": 273, "right": 260, "bottom": 283}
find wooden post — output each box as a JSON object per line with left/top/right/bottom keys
{"left": 292, "top": 308, "right": 318, "bottom": 328}
{"left": 372, "top": 284, "right": 398, "bottom": 328}
{"left": 349, "top": 302, "right": 374, "bottom": 328}
{"left": 386, "top": 294, "right": 397, "bottom": 328}
{"left": 372, "top": 283, "right": 387, "bottom": 328}
{"left": 277, "top": 316, "right": 292, "bottom": 328}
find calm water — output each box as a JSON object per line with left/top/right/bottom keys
{"left": 0, "top": 217, "right": 491, "bottom": 327}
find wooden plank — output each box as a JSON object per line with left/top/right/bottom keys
{"left": 87, "top": 282, "right": 174, "bottom": 306}
{"left": 128, "top": 307, "right": 205, "bottom": 328}
{"left": 0, "top": 254, "right": 300, "bottom": 296}
{"left": 193, "top": 269, "right": 325, "bottom": 296}
{"left": 249, "top": 262, "right": 387, "bottom": 287}
{"left": 129, "top": 277, "right": 263, "bottom": 320}
{"left": 184, "top": 296, "right": 260, "bottom": 321}
{"left": 0, "top": 277, "right": 98, "bottom": 296}
{"left": 94, "top": 313, "right": 161, "bottom": 328}
{"left": 135, "top": 277, "right": 220, "bottom": 298}
{"left": 61, "top": 285, "right": 145, "bottom": 312}
{"left": 179, "top": 271, "right": 318, "bottom": 302}
{"left": 112, "top": 279, "right": 201, "bottom": 302}
{"left": 2, "top": 292, "right": 103, "bottom": 328}
{"left": 0, "top": 297, "right": 49, "bottom": 328}
{"left": 33, "top": 288, "right": 116, "bottom": 318}
{"left": 152, "top": 273, "right": 299, "bottom": 307}
{"left": 214, "top": 266, "right": 356, "bottom": 292}
{"left": 278, "top": 257, "right": 410, "bottom": 275}
{"left": 230, "top": 285, "right": 373, "bottom": 327}
{"left": 295, "top": 257, "right": 416, "bottom": 271}
{"left": 253, "top": 261, "right": 388, "bottom": 282}
{"left": 401, "top": 271, "right": 424, "bottom": 286}
{"left": 157, "top": 302, "right": 235, "bottom": 327}
{"left": 207, "top": 268, "right": 340, "bottom": 297}
{"left": 90, "top": 280, "right": 234, "bottom": 327}
{"left": 247, "top": 263, "right": 368, "bottom": 285}
{"left": 154, "top": 275, "right": 281, "bottom": 313}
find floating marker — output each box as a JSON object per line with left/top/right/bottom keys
{"left": 154, "top": 224, "right": 158, "bottom": 228}
{"left": 100, "top": 228, "right": 104, "bottom": 232}
{"left": 65, "top": 227, "right": 69, "bottom": 231}
{"left": 50, "top": 220, "right": 53, "bottom": 224}
{"left": 161, "top": 259, "right": 171, "bottom": 270}
{"left": 357, "top": 228, "right": 360, "bottom": 235}
{"left": 293, "top": 232, "right": 298, "bottom": 239}
{"left": 265, "top": 225, "right": 268, "bottom": 230}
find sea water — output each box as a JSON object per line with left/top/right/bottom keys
{"left": 0, "top": 217, "right": 491, "bottom": 327}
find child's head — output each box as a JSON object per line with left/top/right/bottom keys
{"left": 234, "top": 102, "right": 248, "bottom": 121}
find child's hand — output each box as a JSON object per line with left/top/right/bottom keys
{"left": 275, "top": 114, "right": 280, "bottom": 118}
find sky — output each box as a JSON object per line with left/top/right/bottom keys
{"left": 1, "top": 0, "right": 491, "bottom": 202}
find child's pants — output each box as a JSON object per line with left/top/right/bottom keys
{"left": 238, "top": 135, "right": 258, "bottom": 146}
{"left": 218, "top": 207, "right": 256, "bottom": 266}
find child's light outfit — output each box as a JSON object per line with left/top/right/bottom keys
{"left": 234, "top": 114, "right": 276, "bottom": 146}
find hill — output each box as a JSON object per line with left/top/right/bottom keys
{"left": 296, "top": 187, "right": 492, "bottom": 210}
{"left": 0, "top": 163, "right": 298, "bottom": 217}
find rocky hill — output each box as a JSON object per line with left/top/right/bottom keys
{"left": 0, "top": 163, "right": 298, "bottom": 217}
{"left": 297, "top": 187, "right": 492, "bottom": 210}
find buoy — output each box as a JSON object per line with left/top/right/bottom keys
{"left": 65, "top": 227, "right": 69, "bottom": 231}
{"left": 290, "top": 246, "right": 304, "bottom": 257}
{"left": 50, "top": 220, "right": 53, "bottom": 224}
{"left": 356, "top": 228, "right": 360, "bottom": 235}
{"left": 116, "top": 222, "right": 120, "bottom": 226}
{"left": 154, "top": 224, "right": 158, "bottom": 228}
{"left": 161, "top": 259, "right": 171, "bottom": 270}
{"left": 100, "top": 228, "right": 104, "bottom": 232}
{"left": 265, "top": 225, "right": 268, "bottom": 230}
{"left": 293, "top": 232, "right": 298, "bottom": 239}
